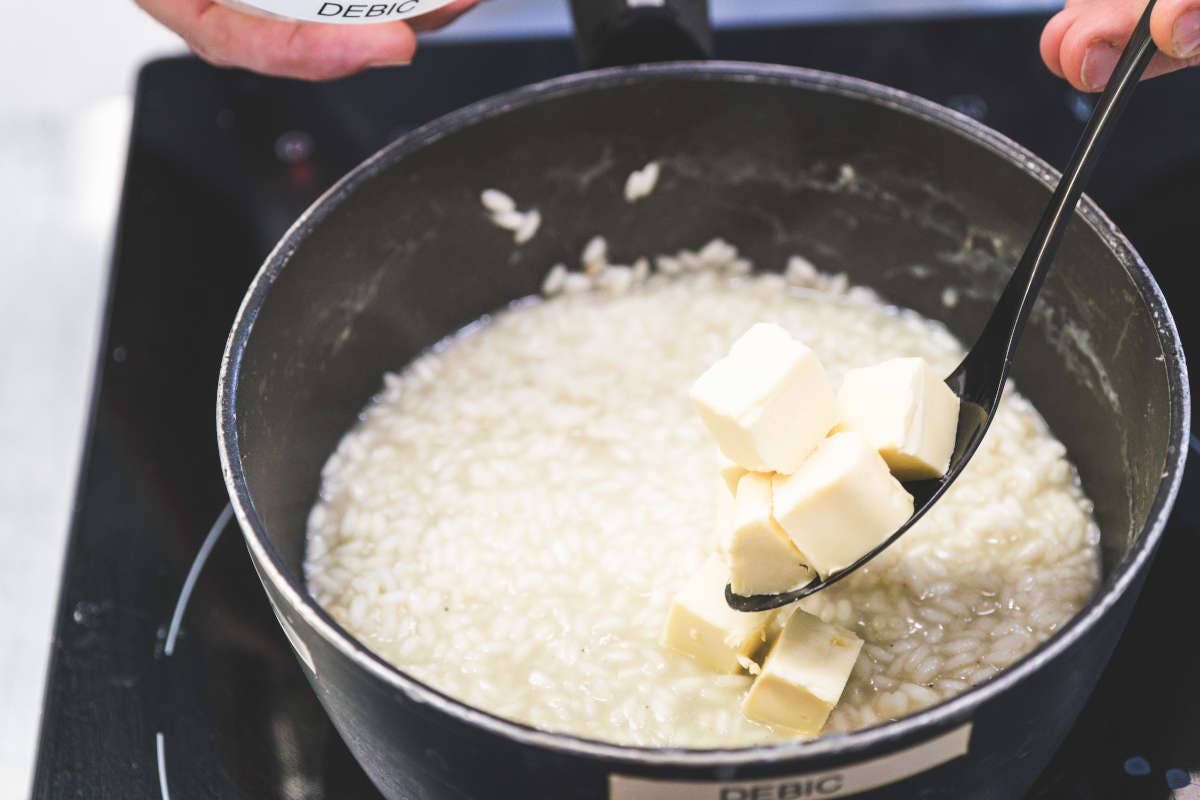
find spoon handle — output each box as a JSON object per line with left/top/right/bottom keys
{"left": 952, "top": 0, "right": 1160, "bottom": 398}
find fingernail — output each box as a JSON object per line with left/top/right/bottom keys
{"left": 1173, "top": 9, "right": 1200, "bottom": 57}
{"left": 366, "top": 59, "right": 411, "bottom": 69}
{"left": 1081, "top": 43, "right": 1120, "bottom": 92}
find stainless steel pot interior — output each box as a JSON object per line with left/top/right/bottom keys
{"left": 218, "top": 63, "right": 1190, "bottom": 771}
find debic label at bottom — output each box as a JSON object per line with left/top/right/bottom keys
{"left": 225, "top": 0, "right": 459, "bottom": 23}
{"left": 609, "top": 724, "right": 972, "bottom": 800}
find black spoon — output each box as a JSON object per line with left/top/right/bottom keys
{"left": 727, "top": 0, "right": 1161, "bottom": 613}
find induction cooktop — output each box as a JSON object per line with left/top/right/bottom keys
{"left": 31, "top": 13, "right": 1200, "bottom": 800}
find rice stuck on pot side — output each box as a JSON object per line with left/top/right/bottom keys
{"left": 304, "top": 253, "right": 1099, "bottom": 748}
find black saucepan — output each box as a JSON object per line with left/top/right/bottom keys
{"left": 217, "top": 4, "right": 1189, "bottom": 798}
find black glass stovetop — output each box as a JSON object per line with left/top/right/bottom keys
{"left": 32, "top": 14, "right": 1200, "bottom": 800}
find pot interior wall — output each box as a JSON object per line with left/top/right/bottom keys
{"left": 234, "top": 73, "right": 1173, "bottom": 613}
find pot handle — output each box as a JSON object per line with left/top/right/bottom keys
{"left": 567, "top": 0, "right": 712, "bottom": 69}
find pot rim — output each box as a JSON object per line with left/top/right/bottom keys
{"left": 217, "top": 61, "right": 1190, "bottom": 768}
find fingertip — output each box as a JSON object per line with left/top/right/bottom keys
{"left": 1059, "top": 25, "right": 1098, "bottom": 91}
{"left": 1041, "top": 9, "right": 1076, "bottom": 77}
{"left": 343, "top": 21, "right": 419, "bottom": 68}
{"left": 1058, "top": 4, "right": 1131, "bottom": 92}
{"left": 1151, "top": 0, "right": 1200, "bottom": 58}
{"left": 278, "top": 22, "right": 418, "bottom": 80}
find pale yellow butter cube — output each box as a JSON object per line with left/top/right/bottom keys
{"left": 726, "top": 473, "right": 813, "bottom": 596}
{"left": 772, "top": 432, "right": 914, "bottom": 578}
{"left": 661, "top": 556, "right": 775, "bottom": 673}
{"left": 742, "top": 608, "right": 864, "bottom": 735}
{"left": 717, "top": 451, "right": 749, "bottom": 496}
{"left": 712, "top": 477, "right": 736, "bottom": 551}
{"left": 690, "top": 323, "right": 836, "bottom": 474}
{"left": 837, "top": 357, "right": 960, "bottom": 480}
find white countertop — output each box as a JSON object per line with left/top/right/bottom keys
{"left": 0, "top": 3, "right": 179, "bottom": 794}
{"left": 0, "top": 1, "right": 1056, "bottom": 797}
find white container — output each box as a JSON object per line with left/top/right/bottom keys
{"left": 217, "top": 0, "right": 460, "bottom": 23}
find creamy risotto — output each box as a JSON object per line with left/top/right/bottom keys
{"left": 304, "top": 257, "right": 1099, "bottom": 748}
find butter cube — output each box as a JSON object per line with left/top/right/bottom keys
{"left": 836, "top": 357, "right": 960, "bottom": 480}
{"left": 772, "top": 432, "right": 914, "bottom": 578}
{"left": 712, "top": 477, "right": 736, "bottom": 550}
{"left": 726, "top": 473, "right": 813, "bottom": 596}
{"left": 717, "top": 452, "right": 749, "bottom": 496}
{"left": 742, "top": 608, "right": 863, "bottom": 735}
{"left": 661, "top": 556, "right": 775, "bottom": 673}
{"left": 691, "top": 323, "right": 836, "bottom": 474}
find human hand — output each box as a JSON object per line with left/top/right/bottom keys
{"left": 1041, "top": 0, "right": 1200, "bottom": 91}
{"left": 135, "top": 0, "right": 481, "bottom": 81}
